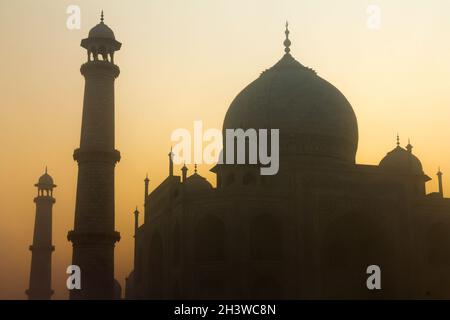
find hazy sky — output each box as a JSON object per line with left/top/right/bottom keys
{"left": 1, "top": 0, "right": 450, "bottom": 299}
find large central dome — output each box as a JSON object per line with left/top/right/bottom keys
{"left": 223, "top": 30, "right": 358, "bottom": 164}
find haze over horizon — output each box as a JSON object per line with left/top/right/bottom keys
{"left": 1, "top": 0, "right": 450, "bottom": 299}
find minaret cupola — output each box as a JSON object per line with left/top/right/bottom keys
{"left": 81, "top": 11, "right": 121, "bottom": 63}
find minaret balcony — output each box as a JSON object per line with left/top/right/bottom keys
{"left": 80, "top": 60, "right": 120, "bottom": 78}
{"left": 29, "top": 245, "right": 55, "bottom": 252}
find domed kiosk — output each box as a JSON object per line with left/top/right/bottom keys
{"left": 185, "top": 166, "right": 213, "bottom": 194}
{"left": 81, "top": 11, "right": 121, "bottom": 63}
{"left": 34, "top": 167, "right": 56, "bottom": 196}
{"left": 37, "top": 171, "right": 55, "bottom": 188}
{"left": 379, "top": 136, "right": 425, "bottom": 175}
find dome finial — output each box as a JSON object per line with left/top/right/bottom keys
{"left": 194, "top": 164, "right": 198, "bottom": 173}
{"left": 100, "top": 10, "right": 104, "bottom": 23}
{"left": 396, "top": 133, "right": 400, "bottom": 147}
{"left": 45, "top": 166, "right": 48, "bottom": 174}
{"left": 284, "top": 21, "right": 291, "bottom": 54}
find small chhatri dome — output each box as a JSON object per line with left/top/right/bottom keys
{"left": 223, "top": 23, "right": 358, "bottom": 163}
{"left": 36, "top": 167, "right": 56, "bottom": 188}
{"left": 185, "top": 169, "right": 213, "bottom": 193}
{"left": 379, "top": 137, "right": 424, "bottom": 174}
{"left": 81, "top": 11, "right": 121, "bottom": 64}
{"left": 88, "top": 11, "right": 116, "bottom": 39}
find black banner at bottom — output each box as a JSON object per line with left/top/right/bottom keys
{"left": 1, "top": 300, "right": 445, "bottom": 319}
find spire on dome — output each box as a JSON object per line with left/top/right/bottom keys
{"left": 100, "top": 10, "right": 104, "bottom": 23}
{"left": 396, "top": 133, "right": 400, "bottom": 147}
{"left": 284, "top": 21, "right": 291, "bottom": 54}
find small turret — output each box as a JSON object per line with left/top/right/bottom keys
{"left": 133, "top": 206, "right": 139, "bottom": 236}
{"left": 168, "top": 147, "right": 174, "bottom": 177}
{"left": 181, "top": 164, "right": 188, "bottom": 183}
{"left": 144, "top": 174, "right": 149, "bottom": 204}
{"left": 437, "top": 168, "right": 444, "bottom": 197}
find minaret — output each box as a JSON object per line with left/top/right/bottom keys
{"left": 437, "top": 168, "right": 444, "bottom": 197}
{"left": 26, "top": 168, "right": 56, "bottom": 300}
{"left": 68, "top": 12, "right": 121, "bottom": 299}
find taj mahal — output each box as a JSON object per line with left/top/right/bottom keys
{"left": 27, "top": 13, "right": 450, "bottom": 300}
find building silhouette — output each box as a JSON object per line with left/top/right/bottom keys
{"left": 26, "top": 168, "right": 55, "bottom": 300}
{"left": 55, "top": 14, "right": 450, "bottom": 299}
{"left": 123, "top": 24, "right": 450, "bottom": 299}
{"left": 67, "top": 12, "right": 121, "bottom": 300}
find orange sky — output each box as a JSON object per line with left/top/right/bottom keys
{"left": 1, "top": 0, "right": 450, "bottom": 299}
